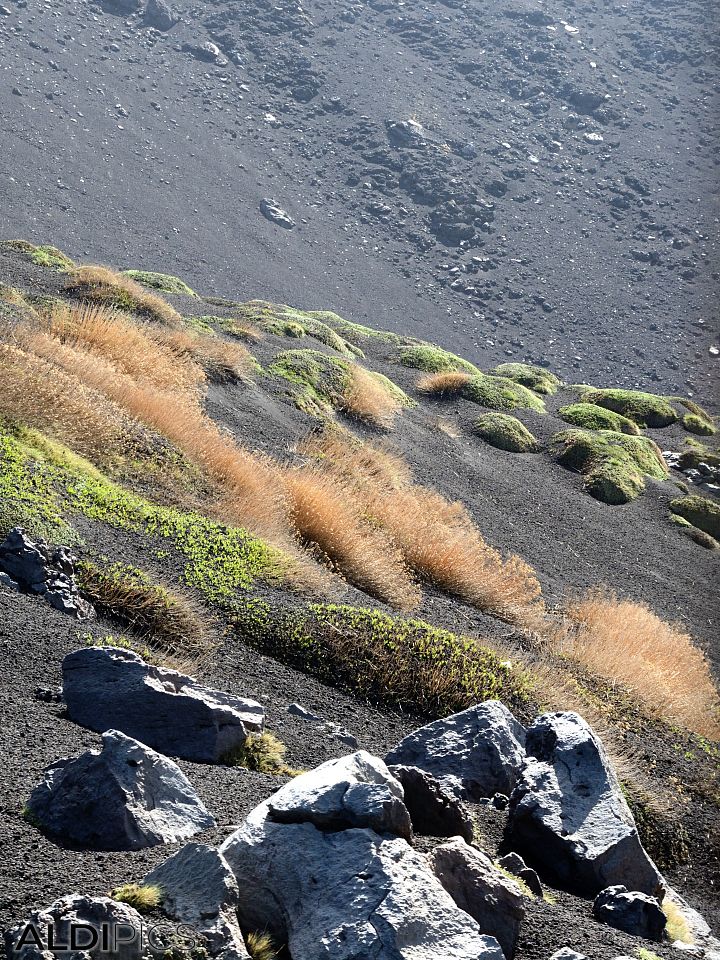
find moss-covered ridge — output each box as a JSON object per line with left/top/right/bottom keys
{"left": 492, "top": 362, "right": 562, "bottom": 396}
{"left": 121, "top": 270, "right": 197, "bottom": 297}
{"left": 473, "top": 413, "right": 539, "bottom": 452}
{"left": 1, "top": 239, "right": 76, "bottom": 272}
{"left": 558, "top": 402, "right": 640, "bottom": 436}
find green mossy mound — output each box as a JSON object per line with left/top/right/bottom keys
{"left": 2, "top": 240, "right": 75, "bottom": 272}
{"left": 551, "top": 429, "right": 668, "bottom": 504}
{"left": 397, "top": 343, "right": 480, "bottom": 375}
{"left": 464, "top": 373, "right": 546, "bottom": 413}
{"left": 492, "top": 362, "right": 562, "bottom": 395}
{"left": 669, "top": 495, "right": 720, "bottom": 539}
{"left": 306, "top": 310, "right": 402, "bottom": 346}
{"left": 682, "top": 413, "right": 716, "bottom": 437}
{"left": 678, "top": 440, "right": 720, "bottom": 471}
{"left": 269, "top": 349, "right": 353, "bottom": 416}
{"left": 121, "top": 270, "right": 197, "bottom": 297}
{"left": 474, "top": 413, "right": 539, "bottom": 452}
{"left": 558, "top": 402, "right": 640, "bottom": 436}
{"left": 582, "top": 388, "right": 678, "bottom": 427}
{"left": 235, "top": 301, "right": 363, "bottom": 358}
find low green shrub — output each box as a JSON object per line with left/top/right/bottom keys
{"left": 121, "top": 270, "right": 197, "bottom": 297}
{"left": 110, "top": 883, "right": 162, "bottom": 912}
{"left": 557, "top": 402, "right": 640, "bottom": 436}
{"left": 581, "top": 389, "right": 678, "bottom": 427}
{"left": 682, "top": 413, "right": 716, "bottom": 436}
{"left": 397, "top": 343, "right": 479, "bottom": 375}
{"left": 464, "top": 373, "right": 546, "bottom": 413}
{"left": 473, "top": 413, "right": 539, "bottom": 452}
{"left": 669, "top": 495, "right": 720, "bottom": 539}
{"left": 222, "top": 732, "right": 294, "bottom": 775}
{"left": 492, "top": 362, "right": 561, "bottom": 395}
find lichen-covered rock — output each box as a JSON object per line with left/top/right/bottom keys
{"left": 27, "top": 730, "right": 215, "bottom": 850}
{"left": 62, "top": 646, "right": 264, "bottom": 762}
{"left": 507, "top": 712, "right": 664, "bottom": 897}
{"left": 385, "top": 701, "right": 526, "bottom": 800}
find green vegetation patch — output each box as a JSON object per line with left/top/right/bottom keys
{"left": 558, "top": 402, "right": 640, "bottom": 436}
{"left": 551, "top": 429, "right": 668, "bottom": 504}
{"left": 235, "top": 301, "right": 363, "bottom": 358}
{"left": 110, "top": 883, "right": 162, "bottom": 912}
{"left": 397, "top": 343, "right": 480, "bottom": 375}
{"left": 682, "top": 413, "right": 716, "bottom": 436}
{"left": 0, "top": 427, "right": 285, "bottom": 603}
{"left": 2, "top": 240, "right": 75, "bottom": 272}
{"left": 669, "top": 495, "right": 720, "bottom": 539}
{"left": 233, "top": 601, "right": 534, "bottom": 719}
{"left": 269, "top": 349, "right": 353, "bottom": 416}
{"left": 222, "top": 731, "right": 294, "bottom": 775}
{"left": 473, "top": 413, "right": 539, "bottom": 452}
{"left": 678, "top": 439, "right": 720, "bottom": 471}
{"left": 492, "top": 362, "right": 561, "bottom": 395}
{"left": 121, "top": 270, "right": 197, "bottom": 297}
{"left": 582, "top": 388, "right": 678, "bottom": 427}
{"left": 306, "top": 310, "right": 403, "bottom": 347}
{"left": 463, "top": 374, "right": 546, "bottom": 413}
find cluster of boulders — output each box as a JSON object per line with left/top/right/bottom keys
{"left": 663, "top": 451, "right": 720, "bottom": 496}
{"left": 0, "top": 528, "right": 94, "bottom": 620}
{"left": 13, "top": 680, "right": 720, "bottom": 960}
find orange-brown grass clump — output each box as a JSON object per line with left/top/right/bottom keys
{"left": 303, "top": 431, "right": 542, "bottom": 621}
{"left": 561, "top": 589, "right": 720, "bottom": 739}
{"left": 284, "top": 466, "right": 421, "bottom": 609}
{"left": 341, "top": 365, "right": 404, "bottom": 429}
{"left": 64, "top": 265, "right": 181, "bottom": 325}
{"left": 152, "top": 326, "right": 254, "bottom": 383}
{"left": 417, "top": 371, "right": 472, "bottom": 397}
{"left": 0, "top": 343, "right": 131, "bottom": 460}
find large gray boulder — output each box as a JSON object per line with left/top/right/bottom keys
{"left": 389, "top": 765, "right": 474, "bottom": 841}
{"left": 143, "top": 0, "right": 178, "bottom": 29}
{"left": 62, "top": 646, "right": 264, "bottom": 762}
{"left": 5, "top": 895, "right": 145, "bottom": 960}
{"left": 507, "top": 712, "right": 664, "bottom": 897}
{"left": 385, "top": 701, "right": 526, "bottom": 800}
{"left": 592, "top": 886, "right": 666, "bottom": 941}
{"left": 430, "top": 837, "right": 526, "bottom": 959}
{"left": 267, "top": 751, "right": 412, "bottom": 840}
{"left": 220, "top": 755, "right": 505, "bottom": 960}
{"left": 27, "top": 730, "right": 215, "bottom": 850}
{"left": 145, "top": 843, "right": 250, "bottom": 960}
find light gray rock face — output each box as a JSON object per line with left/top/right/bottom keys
{"left": 62, "top": 646, "right": 264, "bottom": 762}
{"left": 5, "top": 895, "right": 145, "bottom": 960}
{"left": 548, "top": 951, "right": 587, "bottom": 960}
{"left": 430, "top": 837, "right": 526, "bottom": 959}
{"left": 388, "top": 765, "right": 474, "bottom": 842}
{"left": 260, "top": 198, "right": 295, "bottom": 229}
{"left": 507, "top": 712, "right": 664, "bottom": 897}
{"left": 145, "top": 843, "right": 249, "bottom": 960}
{"left": 267, "top": 751, "right": 412, "bottom": 840}
{"left": 220, "top": 754, "right": 504, "bottom": 960}
{"left": 143, "top": 0, "right": 178, "bottom": 30}
{"left": 592, "top": 886, "right": 666, "bottom": 941}
{"left": 385, "top": 701, "right": 526, "bottom": 800}
{"left": 27, "top": 730, "right": 215, "bottom": 850}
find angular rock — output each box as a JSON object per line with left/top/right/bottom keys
{"left": 266, "top": 750, "right": 412, "bottom": 840}
{"left": 260, "top": 198, "right": 295, "bottom": 229}
{"left": 385, "top": 701, "right": 526, "bottom": 801}
{"left": 549, "top": 951, "right": 587, "bottom": 960}
{"left": 5, "top": 895, "right": 145, "bottom": 960}
{"left": 181, "top": 41, "right": 227, "bottom": 64}
{"left": 27, "top": 730, "right": 215, "bottom": 850}
{"left": 143, "top": 0, "right": 178, "bottom": 30}
{"left": 62, "top": 646, "right": 264, "bottom": 762}
{"left": 507, "top": 712, "right": 664, "bottom": 897}
{"left": 221, "top": 820, "right": 503, "bottom": 960}
{"left": 430, "top": 837, "right": 526, "bottom": 959}
{"left": 593, "top": 886, "right": 666, "bottom": 941}
{"left": 145, "top": 843, "right": 250, "bottom": 960}
{"left": 389, "top": 765, "right": 474, "bottom": 842}
{"left": 498, "top": 852, "right": 543, "bottom": 897}
{"left": 0, "top": 528, "right": 94, "bottom": 620}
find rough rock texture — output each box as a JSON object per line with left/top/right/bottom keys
{"left": 0, "top": 528, "right": 94, "bottom": 620}
{"left": 27, "top": 730, "right": 215, "bottom": 850}
{"left": 259, "top": 198, "right": 295, "bottom": 229}
{"left": 548, "top": 951, "right": 587, "bottom": 960}
{"left": 266, "top": 751, "right": 412, "bottom": 840}
{"left": 143, "top": 0, "right": 178, "bottom": 30}
{"left": 220, "top": 756, "right": 504, "bottom": 959}
{"left": 62, "top": 646, "right": 264, "bottom": 762}
{"left": 430, "top": 837, "right": 526, "bottom": 959}
{"left": 5, "top": 894, "right": 145, "bottom": 960}
{"left": 389, "top": 764, "right": 474, "bottom": 842}
{"left": 144, "top": 843, "right": 250, "bottom": 960}
{"left": 507, "top": 712, "right": 664, "bottom": 897}
{"left": 498, "top": 852, "right": 544, "bottom": 898}
{"left": 385, "top": 701, "right": 526, "bottom": 800}
{"left": 592, "top": 886, "right": 666, "bottom": 941}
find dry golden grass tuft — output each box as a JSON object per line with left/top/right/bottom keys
{"left": 560, "top": 589, "right": 720, "bottom": 739}
{"left": 417, "top": 370, "right": 472, "bottom": 397}
{"left": 152, "top": 326, "right": 255, "bottom": 383}
{"left": 341, "top": 365, "right": 404, "bottom": 428}
{"left": 284, "top": 466, "right": 421, "bottom": 609}
{"left": 64, "top": 265, "right": 181, "bottom": 325}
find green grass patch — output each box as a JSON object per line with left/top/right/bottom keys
{"left": 682, "top": 412, "right": 716, "bottom": 436}
{"left": 232, "top": 601, "right": 534, "bottom": 719}
{"left": 235, "top": 301, "right": 363, "bottom": 357}
{"left": 473, "top": 413, "right": 539, "bottom": 452}
{"left": 492, "top": 362, "right": 561, "bottom": 395}
{"left": 269, "top": 349, "right": 353, "bottom": 416}
{"left": 121, "top": 270, "right": 197, "bottom": 297}
{"left": 307, "top": 310, "right": 403, "bottom": 346}
{"left": 551, "top": 429, "right": 668, "bottom": 504}
{"left": 397, "top": 343, "right": 479, "bottom": 375}
{"left": 2, "top": 239, "right": 75, "bottom": 271}
{"left": 222, "top": 731, "right": 296, "bottom": 776}
{"left": 557, "top": 402, "right": 640, "bottom": 436}
{"left": 464, "top": 374, "right": 546, "bottom": 413}
{"left": 110, "top": 883, "right": 162, "bottom": 912}
{"left": 581, "top": 389, "right": 678, "bottom": 427}
{"left": 669, "top": 495, "right": 720, "bottom": 539}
